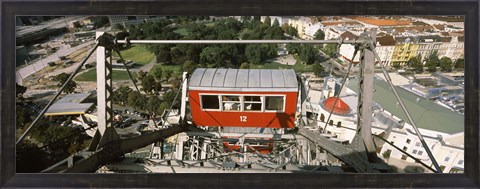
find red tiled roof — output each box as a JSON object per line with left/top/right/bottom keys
{"left": 377, "top": 34, "right": 396, "bottom": 46}
{"left": 350, "top": 16, "right": 411, "bottom": 26}
{"left": 323, "top": 97, "right": 350, "bottom": 115}
{"left": 340, "top": 31, "right": 358, "bottom": 40}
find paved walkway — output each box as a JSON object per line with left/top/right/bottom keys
{"left": 137, "top": 56, "right": 157, "bottom": 73}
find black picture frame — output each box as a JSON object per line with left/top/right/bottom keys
{"left": 1, "top": 0, "right": 479, "bottom": 188}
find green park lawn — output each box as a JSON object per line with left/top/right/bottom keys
{"left": 149, "top": 64, "right": 182, "bottom": 77}
{"left": 113, "top": 45, "right": 155, "bottom": 65}
{"left": 173, "top": 28, "right": 189, "bottom": 36}
{"left": 75, "top": 69, "right": 138, "bottom": 81}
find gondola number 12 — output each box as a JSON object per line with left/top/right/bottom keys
{"left": 240, "top": 116, "right": 247, "bottom": 122}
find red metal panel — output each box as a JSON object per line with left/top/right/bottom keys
{"left": 189, "top": 90, "right": 298, "bottom": 128}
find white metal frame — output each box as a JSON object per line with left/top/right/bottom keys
{"left": 198, "top": 93, "right": 287, "bottom": 113}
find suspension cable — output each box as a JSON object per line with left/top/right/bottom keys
{"left": 322, "top": 47, "right": 358, "bottom": 133}
{"left": 169, "top": 77, "right": 188, "bottom": 160}
{"left": 17, "top": 123, "right": 98, "bottom": 156}
{"left": 16, "top": 43, "right": 99, "bottom": 145}
{"left": 113, "top": 48, "right": 158, "bottom": 128}
{"left": 367, "top": 41, "right": 442, "bottom": 173}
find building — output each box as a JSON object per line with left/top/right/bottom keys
{"left": 108, "top": 16, "right": 163, "bottom": 27}
{"left": 390, "top": 37, "right": 420, "bottom": 66}
{"left": 305, "top": 75, "right": 464, "bottom": 173}
{"left": 337, "top": 31, "right": 395, "bottom": 66}
{"left": 287, "top": 17, "right": 312, "bottom": 39}
{"left": 44, "top": 93, "right": 95, "bottom": 116}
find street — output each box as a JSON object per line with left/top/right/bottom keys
{"left": 16, "top": 40, "right": 95, "bottom": 85}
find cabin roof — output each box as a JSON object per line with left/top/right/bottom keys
{"left": 189, "top": 68, "right": 298, "bottom": 92}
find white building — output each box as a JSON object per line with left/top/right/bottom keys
{"left": 305, "top": 76, "right": 464, "bottom": 173}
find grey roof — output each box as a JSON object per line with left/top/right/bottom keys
{"left": 56, "top": 93, "right": 91, "bottom": 103}
{"left": 45, "top": 103, "right": 94, "bottom": 116}
{"left": 189, "top": 68, "right": 298, "bottom": 92}
{"left": 347, "top": 78, "right": 464, "bottom": 134}
{"left": 45, "top": 93, "right": 94, "bottom": 116}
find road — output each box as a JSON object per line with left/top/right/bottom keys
{"left": 16, "top": 16, "right": 86, "bottom": 37}
{"left": 16, "top": 40, "right": 95, "bottom": 85}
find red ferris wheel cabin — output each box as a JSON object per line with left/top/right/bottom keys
{"left": 188, "top": 68, "right": 298, "bottom": 128}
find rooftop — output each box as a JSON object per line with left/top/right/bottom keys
{"left": 45, "top": 93, "right": 94, "bottom": 116}
{"left": 189, "top": 68, "right": 298, "bottom": 92}
{"left": 347, "top": 78, "right": 464, "bottom": 134}
{"left": 348, "top": 16, "right": 412, "bottom": 26}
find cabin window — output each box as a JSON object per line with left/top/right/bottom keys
{"left": 201, "top": 95, "right": 220, "bottom": 110}
{"left": 265, "top": 96, "right": 284, "bottom": 111}
{"left": 244, "top": 96, "right": 262, "bottom": 112}
{"left": 222, "top": 95, "right": 241, "bottom": 111}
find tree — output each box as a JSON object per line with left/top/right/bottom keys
{"left": 200, "top": 46, "right": 228, "bottom": 67}
{"left": 314, "top": 29, "right": 325, "bottom": 40}
{"left": 157, "top": 102, "right": 170, "bottom": 116}
{"left": 286, "top": 44, "right": 300, "bottom": 55}
{"left": 245, "top": 44, "right": 263, "bottom": 64}
{"left": 439, "top": 57, "right": 453, "bottom": 72}
{"left": 312, "top": 63, "right": 325, "bottom": 77}
{"left": 283, "top": 25, "right": 299, "bottom": 37}
{"left": 146, "top": 96, "right": 162, "bottom": 116}
{"left": 113, "top": 86, "right": 133, "bottom": 106}
{"left": 406, "top": 55, "right": 423, "bottom": 73}
{"left": 137, "top": 70, "right": 147, "bottom": 81}
{"left": 90, "top": 16, "right": 109, "bottom": 29}
{"left": 151, "top": 66, "right": 163, "bottom": 81}
{"left": 16, "top": 83, "right": 27, "bottom": 98}
{"left": 16, "top": 106, "right": 31, "bottom": 129}
{"left": 425, "top": 59, "right": 437, "bottom": 73}
{"left": 454, "top": 58, "right": 464, "bottom": 70}
{"left": 392, "top": 63, "right": 402, "bottom": 70}
{"left": 272, "top": 18, "right": 280, "bottom": 27}
{"left": 55, "top": 73, "right": 77, "bottom": 94}
{"left": 127, "top": 91, "right": 144, "bottom": 110}
{"left": 154, "top": 82, "right": 162, "bottom": 94}
{"left": 239, "top": 62, "right": 250, "bottom": 69}
{"left": 426, "top": 51, "right": 440, "bottom": 67}
{"left": 141, "top": 75, "right": 156, "bottom": 94}
{"left": 163, "top": 90, "right": 180, "bottom": 109}
{"left": 298, "top": 44, "right": 318, "bottom": 64}
{"left": 170, "top": 78, "right": 181, "bottom": 91}
{"left": 321, "top": 44, "right": 338, "bottom": 58}
{"left": 182, "top": 60, "right": 196, "bottom": 74}
{"left": 113, "top": 23, "right": 125, "bottom": 31}
{"left": 153, "top": 45, "right": 173, "bottom": 64}
{"left": 72, "top": 21, "right": 82, "bottom": 29}
{"left": 16, "top": 140, "right": 49, "bottom": 173}
{"left": 263, "top": 16, "right": 271, "bottom": 26}
{"left": 164, "top": 69, "right": 174, "bottom": 80}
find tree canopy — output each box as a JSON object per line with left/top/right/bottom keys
{"left": 454, "top": 58, "right": 464, "bottom": 70}
{"left": 406, "top": 55, "right": 423, "bottom": 73}
{"left": 312, "top": 63, "right": 325, "bottom": 77}
{"left": 314, "top": 29, "right": 325, "bottom": 40}
{"left": 55, "top": 73, "right": 77, "bottom": 94}
{"left": 439, "top": 57, "right": 453, "bottom": 72}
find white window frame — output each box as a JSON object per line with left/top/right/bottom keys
{"left": 199, "top": 94, "right": 221, "bottom": 111}
{"left": 243, "top": 95, "right": 263, "bottom": 112}
{"left": 198, "top": 93, "right": 286, "bottom": 113}
{"left": 264, "top": 95, "right": 286, "bottom": 113}
{"left": 221, "top": 95, "right": 242, "bottom": 112}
